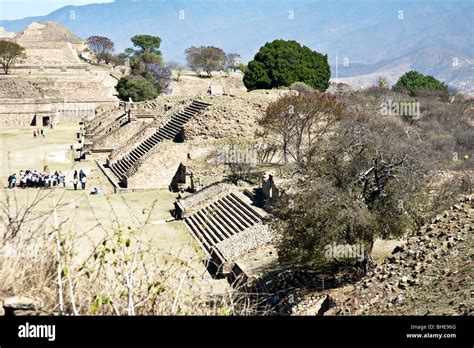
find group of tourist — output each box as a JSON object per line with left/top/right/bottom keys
{"left": 33, "top": 129, "right": 46, "bottom": 139}
{"left": 7, "top": 170, "right": 66, "bottom": 189}
{"left": 6, "top": 169, "right": 91, "bottom": 191}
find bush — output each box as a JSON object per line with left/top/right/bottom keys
{"left": 243, "top": 39, "right": 330, "bottom": 92}
{"left": 289, "top": 81, "right": 315, "bottom": 93}
{"left": 116, "top": 76, "right": 158, "bottom": 102}
{"left": 393, "top": 71, "right": 448, "bottom": 97}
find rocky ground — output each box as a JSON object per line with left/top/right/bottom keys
{"left": 291, "top": 196, "right": 473, "bottom": 316}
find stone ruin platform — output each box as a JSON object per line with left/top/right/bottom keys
{"left": 174, "top": 181, "right": 277, "bottom": 283}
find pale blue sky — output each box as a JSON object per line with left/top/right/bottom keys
{"left": 0, "top": 0, "right": 114, "bottom": 20}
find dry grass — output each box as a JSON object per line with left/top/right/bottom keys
{"left": 0, "top": 123, "right": 256, "bottom": 315}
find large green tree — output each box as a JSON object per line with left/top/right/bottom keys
{"left": 126, "top": 34, "right": 163, "bottom": 76}
{"left": 393, "top": 71, "right": 448, "bottom": 96}
{"left": 130, "top": 35, "right": 162, "bottom": 56}
{"left": 243, "top": 40, "right": 330, "bottom": 91}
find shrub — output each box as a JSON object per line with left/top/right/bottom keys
{"left": 393, "top": 71, "right": 448, "bottom": 97}
{"left": 116, "top": 76, "right": 158, "bottom": 102}
{"left": 289, "top": 81, "right": 315, "bottom": 93}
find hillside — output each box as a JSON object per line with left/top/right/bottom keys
{"left": 292, "top": 197, "right": 473, "bottom": 316}
{"left": 336, "top": 47, "right": 474, "bottom": 93}
{"left": 0, "top": 0, "right": 472, "bottom": 93}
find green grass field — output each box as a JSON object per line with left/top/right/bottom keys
{"left": 0, "top": 123, "right": 229, "bottom": 294}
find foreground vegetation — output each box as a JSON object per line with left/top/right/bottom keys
{"left": 260, "top": 87, "right": 472, "bottom": 268}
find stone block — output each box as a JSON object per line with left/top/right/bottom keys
{"left": 3, "top": 296, "right": 43, "bottom": 310}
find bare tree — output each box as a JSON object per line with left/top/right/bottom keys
{"left": 259, "top": 92, "right": 343, "bottom": 164}
{"left": 87, "top": 36, "right": 115, "bottom": 65}
{"left": 225, "top": 53, "right": 241, "bottom": 72}
{"left": 185, "top": 46, "right": 226, "bottom": 77}
{"left": 167, "top": 61, "right": 184, "bottom": 81}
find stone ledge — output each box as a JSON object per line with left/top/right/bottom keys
{"left": 3, "top": 296, "right": 43, "bottom": 310}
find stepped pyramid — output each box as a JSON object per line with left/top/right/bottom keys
{"left": 0, "top": 22, "right": 119, "bottom": 126}
{"left": 14, "top": 22, "right": 87, "bottom": 68}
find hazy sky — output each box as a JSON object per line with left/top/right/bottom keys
{"left": 0, "top": 0, "right": 114, "bottom": 20}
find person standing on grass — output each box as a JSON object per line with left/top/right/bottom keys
{"left": 73, "top": 170, "right": 79, "bottom": 190}
{"left": 33, "top": 130, "right": 37, "bottom": 139}
{"left": 11, "top": 174, "right": 16, "bottom": 188}
{"left": 81, "top": 174, "right": 87, "bottom": 190}
{"left": 59, "top": 171, "right": 66, "bottom": 187}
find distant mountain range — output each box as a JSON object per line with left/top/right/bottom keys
{"left": 1, "top": 0, "right": 473, "bottom": 93}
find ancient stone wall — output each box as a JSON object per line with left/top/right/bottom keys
{"left": 126, "top": 141, "right": 195, "bottom": 189}
{"left": 94, "top": 119, "right": 148, "bottom": 149}
{"left": 0, "top": 22, "right": 119, "bottom": 127}
{"left": 14, "top": 22, "right": 87, "bottom": 68}
{"left": 0, "top": 99, "right": 117, "bottom": 126}
{"left": 181, "top": 181, "right": 233, "bottom": 209}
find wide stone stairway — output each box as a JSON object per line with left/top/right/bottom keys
{"left": 108, "top": 100, "right": 211, "bottom": 186}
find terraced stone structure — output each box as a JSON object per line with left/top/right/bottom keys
{"left": 107, "top": 100, "right": 211, "bottom": 187}
{"left": 0, "top": 22, "right": 118, "bottom": 126}
{"left": 82, "top": 106, "right": 131, "bottom": 154}
{"left": 175, "top": 182, "right": 274, "bottom": 277}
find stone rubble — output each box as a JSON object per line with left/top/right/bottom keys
{"left": 290, "top": 197, "right": 473, "bottom": 316}
{"left": 215, "top": 223, "right": 276, "bottom": 261}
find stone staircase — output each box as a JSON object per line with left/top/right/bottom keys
{"left": 184, "top": 192, "right": 265, "bottom": 262}
{"left": 143, "top": 102, "right": 158, "bottom": 109}
{"left": 108, "top": 100, "right": 211, "bottom": 186}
